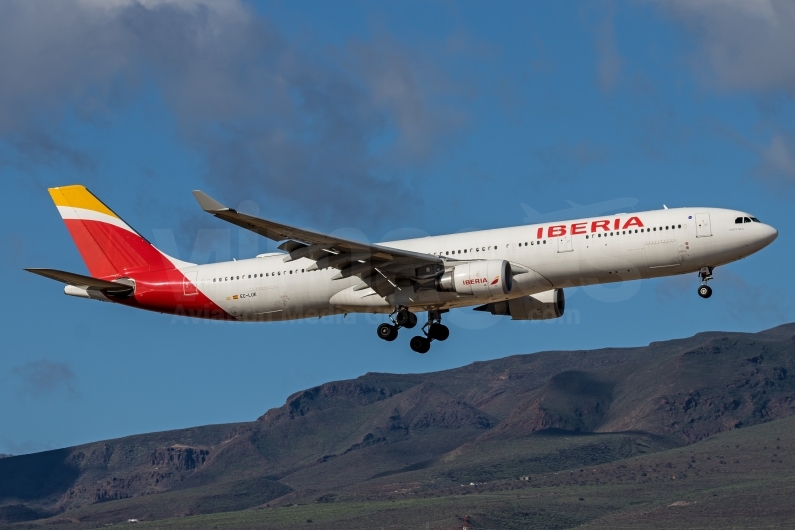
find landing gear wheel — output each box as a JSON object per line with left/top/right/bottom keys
{"left": 428, "top": 323, "right": 449, "bottom": 341}
{"left": 396, "top": 309, "right": 417, "bottom": 329}
{"left": 377, "top": 323, "right": 398, "bottom": 341}
{"left": 410, "top": 335, "right": 431, "bottom": 354}
{"left": 698, "top": 285, "right": 712, "bottom": 299}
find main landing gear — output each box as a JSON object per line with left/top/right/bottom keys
{"left": 698, "top": 267, "right": 713, "bottom": 299}
{"left": 376, "top": 308, "right": 448, "bottom": 354}
{"left": 376, "top": 307, "right": 416, "bottom": 343}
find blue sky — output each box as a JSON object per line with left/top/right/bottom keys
{"left": 1, "top": 0, "right": 793, "bottom": 455}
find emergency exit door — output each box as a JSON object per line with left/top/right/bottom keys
{"left": 695, "top": 213, "right": 712, "bottom": 238}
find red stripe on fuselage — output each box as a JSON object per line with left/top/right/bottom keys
{"left": 62, "top": 220, "right": 232, "bottom": 320}
{"left": 114, "top": 267, "right": 233, "bottom": 321}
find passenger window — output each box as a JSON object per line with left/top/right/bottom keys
{"left": 585, "top": 235, "right": 589, "bottom": 239}
{"left": 213, "top": 278, "right": 216, "bottom": 282}
{"left": 543, "top": 240, "right": 546, "bottom": 244}
{"left": 678, "top": 225, "right": 681, "bottom": 228}
{"left": 463, "top": 249, "right": 467, "bottom": 253}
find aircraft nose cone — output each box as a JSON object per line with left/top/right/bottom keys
{"left": 762, "top": 224, "right": 778, "bottom": 246}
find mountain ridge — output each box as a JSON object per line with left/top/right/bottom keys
{"left": 2, "top": 323, "right": 794, "bottom": 528}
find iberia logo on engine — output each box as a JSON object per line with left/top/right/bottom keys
{"left": 463, "top": 276, "right": 500, "bottom": 286}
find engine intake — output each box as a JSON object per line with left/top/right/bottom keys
{"left": 437, "top": 260, "right": 513, "bottom": 297}
{"left": 475, "top": 289, "right": 565, "bottom": 320}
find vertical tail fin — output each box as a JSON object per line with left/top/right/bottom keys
{"left": 49, "top": 185, "right": 186, "bottom": 278}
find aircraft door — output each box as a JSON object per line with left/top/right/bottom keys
{"left": 695, "top": 213, "right": 712, "bottom": 238}
{"left": 557, "top": 234, "right": 573, "bottom": 253}
{"left": 183, "top": 270, "right": 198, "bottom": 296}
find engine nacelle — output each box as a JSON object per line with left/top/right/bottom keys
{"left": 475, "top": 288, "right": 565, "bottom": 320}
{"left": 437, "top": 260, "right": 513, "bottom": 298}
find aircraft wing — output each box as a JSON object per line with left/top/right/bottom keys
{"left": 192, "top": 191, "right": 444, "bottom": 296}
{"left": 25, "top": 268, "right": 134, "bottom": 295}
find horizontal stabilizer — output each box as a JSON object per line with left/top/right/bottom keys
{"left": 25, "top": 268, "right": 134, "bottom": 296}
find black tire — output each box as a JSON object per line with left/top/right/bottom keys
{"left": 698, "top": 285, "right": 712, "bottom": 299}
{"left": 428, "top": 323, "right": 449, "bottom": 341}
{"left": 409, "top": 335, "right": 431, "bottom": 354}
{"left": 405, "top": 312, "right": 418, "bottom": 329}
{"left": 395, "top": 309, "right": 414, "bottom": 328}
{"left": 377, "top": 323, "right": 398, "bottom": 341}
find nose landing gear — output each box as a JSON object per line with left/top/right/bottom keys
{"left": 698, "top": 267, "right": 713, "bottom": 299}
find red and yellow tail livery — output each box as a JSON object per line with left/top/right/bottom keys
{"left": 49, "top": 185, "right": 175, "bottom": 279}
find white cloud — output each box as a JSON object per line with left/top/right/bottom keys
{"left": 755, "top": 132, "right": 795, "bottom": 182}
{"left": 0, "top": 0, "right": 470, "bottom": 225}
{"left": 655, "top": 0, "right": 795, "bottom": 95}
{"left": 11, "top": 360, "right": 79, "bottom": 399}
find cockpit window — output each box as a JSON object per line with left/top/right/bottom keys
{"left": 750, "top": 217, "right": 761, "bottom": 222}
{"left": 735, "top": 217, "right": 743, "bottom": 224}
{"left": 743, "top": 217, "right": 752, "bottom": 223}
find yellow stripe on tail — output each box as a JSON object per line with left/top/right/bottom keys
{"left": 48, "top": 185, "right": 119, "bottom": 219}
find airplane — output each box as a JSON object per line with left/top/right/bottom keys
{"left": 27, "top": 185, "right": 777, "bottom": 354}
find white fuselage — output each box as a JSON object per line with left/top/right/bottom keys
{"left": 180, "top": 207, "right": 777, "bottom": 321}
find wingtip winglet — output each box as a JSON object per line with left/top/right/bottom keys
{"left": 192, "top": 190, "right": 228, "bottom": 212}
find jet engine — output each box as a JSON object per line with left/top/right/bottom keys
{"left": 475, "top": 288, "right": 565, "bottom": 320}
{"left": 437, "top": 260, "right": 513, "bottom": 297}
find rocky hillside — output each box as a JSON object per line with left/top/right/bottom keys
{"left": 1, "top": 323, "right": 794, "bottom": 528}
